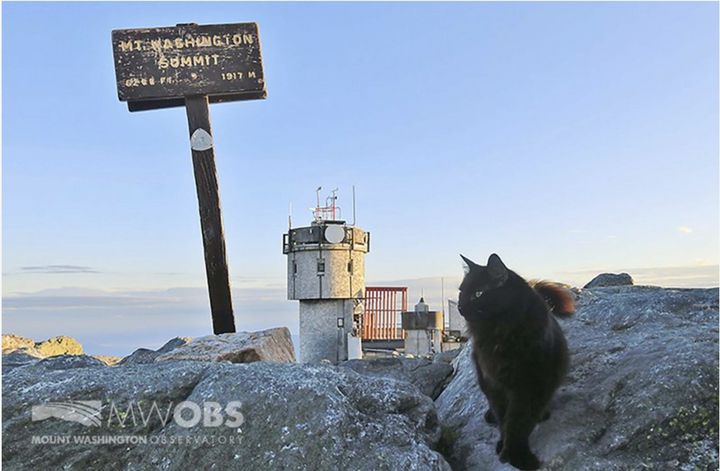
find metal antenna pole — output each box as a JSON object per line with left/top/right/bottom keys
{"left": 352, "top": 185, "right": 356, "bottom": 226}
{"left": 288, "top": 201, "right": 292, "bottom": 230}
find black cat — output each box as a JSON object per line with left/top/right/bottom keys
{"left": 458, "top": 254, "right": 574, "bottom": 470}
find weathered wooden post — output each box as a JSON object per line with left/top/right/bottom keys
{"left": 111, "top": 23, "right": 266, "bottom": 334}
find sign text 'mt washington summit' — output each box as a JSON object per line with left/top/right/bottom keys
{"left": 112, "top": 23, "right": 265, "bottom": 103}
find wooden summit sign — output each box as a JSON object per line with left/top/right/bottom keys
{"left": 112, "top": 22, "right": 265, "bottom": 111}
{"left": 112, "top": 22, "right": 267, "bottom": 334}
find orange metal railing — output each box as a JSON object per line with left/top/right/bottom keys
{"left": 362, "top": 287, "right": 408, "bottom": 340}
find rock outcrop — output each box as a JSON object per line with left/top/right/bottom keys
{"left": 436, "top": 285, "right": 718, "bottom": 470}
{"left": 2, "top": 335, "right": 85, "bottom": 373}
{"left": 93, "top": 355, "right": 122, "bottom": 366}
{"left": 2, "top": 334, "right": 83, "bottom": 358}
{"left": 3, "top": 361, "right": 449, "bottom": 470}
{"left": 2, "top": 334, "right": 36, "bottom": 353}
{"left": 155, "top": 328, "right": 295, "bottom": 364}
{"left": 2, "top": 350, "right": 44, "bottom": 373}
{"left": 584, "top": 273, "right": 634, "bottom": 288}
{"left": 27, "top": 354, "right": 107, "bottom": 372}
{"left": 343, "top": 357, "right": 453, "bottom": 399}
{"left": 432, "top": 349, "right": 462, "bottom": 365}
{"left": 34, "top": 336, "right": 84, "bottom": 357}
{"left": 118, "top": 337, "right": 191, "bottom": 365}
{"left": 2, "top": 285, "right": 717, "bottom": 470}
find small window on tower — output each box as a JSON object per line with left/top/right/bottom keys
{"left": 293, "top": 262, "right": 297, "bottom": 274}
{"left": 347, "top": 260, "right": 353, "bottom": 273}
{"left": 317, "top": 260, "right": 325, "bottom": 273}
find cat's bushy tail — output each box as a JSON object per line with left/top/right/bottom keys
{"left": 529, "top": 280, "right": 576, "bottom": 317}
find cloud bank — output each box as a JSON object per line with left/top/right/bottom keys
{"left": 2, "top": 265, "right": 716, "bottom": 357}
{"left": 19, "top": 265, "right": 100, "bottom": 274}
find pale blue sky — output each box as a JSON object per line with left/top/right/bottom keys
{"left": 3, "top": 2, "right": 718, "bottom": 355}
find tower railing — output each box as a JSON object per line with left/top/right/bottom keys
{"left": 362, "top": 287, "right": 408, "bottom": 340}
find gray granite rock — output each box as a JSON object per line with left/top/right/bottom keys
{"left": 342, "top": 357, "right": 453, "bottom": 399}
{"left": 4, "top": 354, "right": 106, "bottom": 376}
{"left": 432, "top": 349, "right": 462, "bottom": 365}
{"left": 155, "top": 328, "right": 295, "bottom": 364}
{"left": 118, "top": 337, "right": 191, "bottom": 365}
{"left": 157, "top": 336, "right": 192, "bottom": 354}
{"left": 33, "top": 355, "right": 107, "bottom": 371}
{"left": 2, "top": 361, "right": 449, "bottom": 470}
{"left": 2, "top": 349, "right": 43, "bottom": 373}
{"left": 584, "top": 272, "right": 634, "bottom": 288}
{"left": 435, "top": 286, "right": 718, "bottom": 470}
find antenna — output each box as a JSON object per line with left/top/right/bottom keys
{"left": 352, "top": 185, "right": 356, "bottom": 226}
{"left": 288, "top": 201, "right": 292, "bottom": 230}
{"left": 328, "top": 188, "right": 338, "bottom": 220}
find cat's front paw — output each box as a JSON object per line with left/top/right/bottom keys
{"left": 499, "top": 449, "right": 540, "bottom": 470}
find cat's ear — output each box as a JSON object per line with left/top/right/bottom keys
{"left": 460, "top": 254, "right": 479, "bottom": 273}
{"left": 487, "top": 253, "right": 508, "bottom": 283}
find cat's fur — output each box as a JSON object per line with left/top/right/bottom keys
{"left": 458, "top": 254, "right": 574, "bottom": 470}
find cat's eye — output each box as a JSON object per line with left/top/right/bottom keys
{"left": 473, "top": 290, "right": 483, "bottom": 299}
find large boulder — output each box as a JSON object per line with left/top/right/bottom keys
{"left": 157, "top": 336, "right": 193, "bottom": 353}
{"left": 342, "top": 357, "right": 453, "bottom": 399}
{"left": 4, "top": 354, "right": 106, "bottom": 375}
{"left": 2, "top": 361, "right": 450, "bottom": 470}
{"left": 32, "top": 355, "right": 107, "bottom": 371}
{"left": 118, "top": 337, "right": 191, "bottom": 365}
{"left": 435, "top": 286, "right": 718, "bottom": 470}
{"left": 118, "top": 348, "right": 162, "bottom": 365}
{"left": 584, "top": 273, "right": 634, "bottom": 289}
{"left": 155, "top": 328, "right": 295, "bottom": 364}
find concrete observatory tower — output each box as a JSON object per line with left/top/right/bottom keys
{"left": 283, "top": 189, "right": 370, "bottom": 363}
